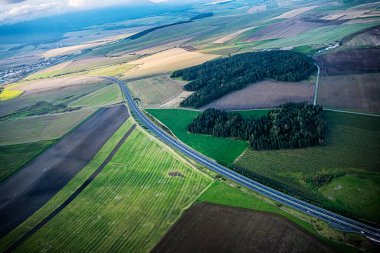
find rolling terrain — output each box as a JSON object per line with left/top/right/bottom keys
{"left": 1, "top": 0, "right": 380, "bottom": 252}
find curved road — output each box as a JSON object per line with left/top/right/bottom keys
{"left": 108, "top": 77, "right": 380, "bottom": 243}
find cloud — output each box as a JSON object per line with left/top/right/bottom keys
{"left": 0, "top": 0, "right": 26, "bottom": 4}
{"left": 68, "top": 0, "right": 87, "bottom": 7}
{"left": 0, "top": 2, "right": 64, "bottom": 23}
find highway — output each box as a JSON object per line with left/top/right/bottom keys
{"left": 109, "top": 76, "right": 380, "bottom": 243}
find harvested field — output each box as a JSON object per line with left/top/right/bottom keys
{"left": 343, "top": 26, "right": 380, "bottom": 47}
{"left": 160, "top": 91, "right": 193, "bottom": 108}
{"left": 124, "top": 48, "right": 219, "bottom": 79}
{"left": 315, "top": 48, "right": 380, "bottom": 75}
{"left": 0, "top": 109, "right": 95, "bottom": 145}
{"left": 0, "top": 105, "right": 129, "bottom": 238}
{"left": 153, "top": 202, "right": 332, "bottom": 253}
{"left": 132, "top": 38, "right": 192, "bottom": 55}
{"left": 202, "top": 80, "right": 314, "bottom": 110}
{"left": 317, "top": 73, "right": 380, "bottom": 113}
{"left": 18, "top": 76, "right": 106, "bottom": 93}
{"left": 128, "top": 75, "right": 187, "bottom": 107}
{"left": 213, "top": 27, "right": 255, "bottom": 44}
{"left": 269, "top": 6, "right": 317, "bottom": 20}
{"left": 247, "top": 19, "right": 321, "bottom": 41}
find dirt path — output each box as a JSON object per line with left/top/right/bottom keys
{"left": 0, "top": 105, "right": 129, "bottom": 238}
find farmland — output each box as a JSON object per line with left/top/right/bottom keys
{"left": 246, "top": 18, "right": 321, "bottom": 41}
{"left": 153, "top": 202, "right": 333, "bottom": 253}
{"left": 317, "top": 73, "right": 380, "bottom": 113}
{"left": 0, "top": 124, "right": 212, "bottom": 253}
{"left": 234, "top": 111, "right": 380, "bottom": 224}
{"left": 0, "top": 87, "right": 23, "bottom": 101}
{"left": 0, "top": 109, "right": 95, "bottom": 145}
{"left": 124, "top": 48, "right": 219, "bottom": 79}
{"left": 252, "top": 22, "right": 380, "bottom": 50}
{"left": 201, "top": 80, "right": 314, "bottom": 110}
{"left": 0, "top": 140, "right": 55, "bottom": 182}
{"left": 342, "top": 26, "right": 380, "bottom": 48}
{"left": 69, "top": 83, "right": 123, "bottom": 108}
{"left": 127, "top": 75, "right": 187, "bottom": 107}
{"left": 146, "top": 108, "right": 248, "bottom": 165}
{"left": 0, "top": 80, "right": 108, "bottom": 117}
{"left": 315, "top": 48, "right": 380, "bottom": 75}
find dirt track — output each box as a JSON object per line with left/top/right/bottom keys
{"left": 0, "top": 104, "right": 129, "bottom": 238}
{"left": 153, "top": 202, "right": 333, "bottom": 253}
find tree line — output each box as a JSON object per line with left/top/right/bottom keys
{"left": 171, "top": 50, "right": 316, "bottom": 108}
{"left": 188, "top": 103, "right": 325, "bottom": 150}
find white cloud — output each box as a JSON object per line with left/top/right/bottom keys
{"left": 0, "top": 1, "right": 64, "bottom": 23}
{"left": 68, "top": 0, "right": 87, "bottom": 7}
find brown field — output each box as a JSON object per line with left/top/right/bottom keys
{"left": 269, "top": 6, "right": 317, "bottom": 20}
{"left": 153, "top": 202, "right": 333, "bottom": 253}
{"left": 315, "top": 48, "right": 380, "bottom": 75}
{"left": 213, "top": 27, "right": 255, "bottom": 44}
{"left": 16, "top": 76, "right": 105, "bottom": 93}
{"left": 344, "top": 26, "right": 380, "bottom": 47}
{"left": 322, "top": 3, "right": 380, "bottom": 21}
{"left": 127, "top": 75, "right": 187, "bottom": 107}
{"left": 317, "top": 73, "right": 380, "bottom": 113}
{"left": 246, "top": 19, "right": 321, "bottom": 41}
{"left": 124, "top": 48, "right": 219, "bottom": 79}
{"left": 202, "top": 80, "right": 314, "bottom": 110}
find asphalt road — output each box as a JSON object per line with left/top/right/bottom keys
{"left": 0, "top": 104, "right": 129, "bottom": 239}
{"left": 109, "top": 77, "right": 380, "bottom": 243}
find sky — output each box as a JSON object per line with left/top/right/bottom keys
{"left": 0, "top": 0, "right": 188, "bottom": 24}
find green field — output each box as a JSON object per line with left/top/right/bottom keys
{"left": 1, "top": 120, "right": 212, "bottom": 253}
{"left": 69, "top": 83, "right": 123, "bottom": 108}
{"left": 146, "top": 108, "right": 250, "bottom": 165}
{"left": 147, "top": 108, "right": 380, "bottom": 224}
{"left": 0, "top": 109, "right": 95, "bottom": 145}
{"left": 0, "top": 140, "right": 55, "bottom": 182}
{"left": 235, "top": 111, "right": 380, "bottom": 224}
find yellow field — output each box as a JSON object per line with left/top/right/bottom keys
{"left": 124, "top": 48, "right": 219, "bottom": 79}
{"left": 85, "top": 63, "right": 136, "bottom": 76}
{"left": 0, "top": 88, "right": 23, "bottom": 102}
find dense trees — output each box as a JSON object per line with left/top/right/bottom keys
{"left": 188, "top": 103, "right": 325, "bottom": 150}
{"left": 171, "top": 50, "right": 316, "bottom": 108}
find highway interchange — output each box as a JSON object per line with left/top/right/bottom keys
{"left": 109, "top": 77, "right": 380, "bottom": 243}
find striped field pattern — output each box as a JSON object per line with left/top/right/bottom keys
{"left": 1, "top": 120, "right": 211, "bottom": 253}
